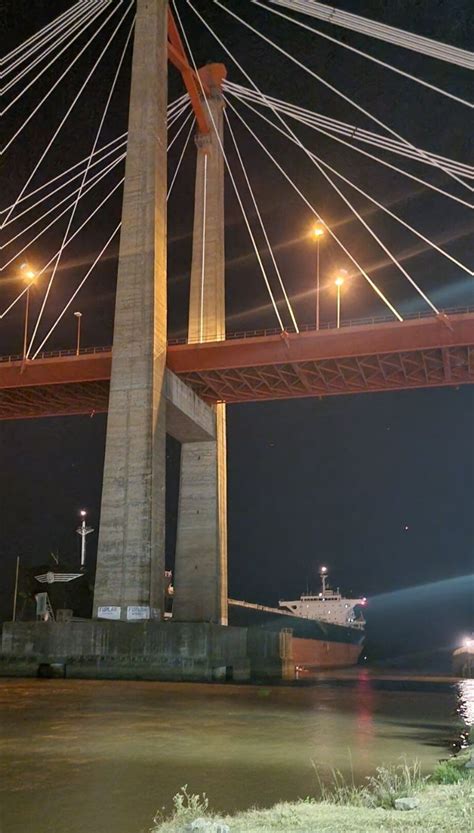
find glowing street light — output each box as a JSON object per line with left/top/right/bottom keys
{"left": 20, "top": 263, "right": 37, "bottom": 360}
{"left": 334, "top": 269, "right": 348, "bottom": 329}
{"left": 76, "top": 509, "right": 93, "bottom": 570}
{"left": 312, "top": 225, "right": 325, "bottom": 330}
{"left": 74, "top": 311, "right": 82, "bottom": 356}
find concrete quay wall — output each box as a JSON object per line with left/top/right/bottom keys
{"left": 0, "top": 622, "right": 294, "bottom": 683}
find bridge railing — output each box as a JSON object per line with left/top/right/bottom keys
{"left": 0, "top": 345, "right": 112, "bottom": 365}
{"left": 1, "top": 305, "right": 473, "bottom": 363}
{"left": 168, "top": 305, "right": 474, "bottom": 345}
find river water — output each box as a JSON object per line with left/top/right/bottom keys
{"left": 0, "top": 675, "right": 472, "bottom": 833}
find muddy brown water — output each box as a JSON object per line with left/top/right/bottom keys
{"left": 0, "top": 675, "right": 472, "bottom": 833}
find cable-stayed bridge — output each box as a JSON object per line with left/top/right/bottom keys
{"left": 1, "top": 0, "right": 473, "bottom": 634}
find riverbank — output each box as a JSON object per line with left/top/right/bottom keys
{"left": 151, "top": 763, "right": 473, "bottom": 833}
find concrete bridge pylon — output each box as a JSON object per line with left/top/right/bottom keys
{"left": 172, "top": 64, "right": 229, "bottom": 625}
{"left": 93, "top": 0, "right": 168, "bottom": 620}
{"left": 92, "top": 0, "right": 229, "bottom": 625}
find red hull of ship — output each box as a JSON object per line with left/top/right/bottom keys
{"left": 292, "top": 636, "right": 363, "bottom": 669}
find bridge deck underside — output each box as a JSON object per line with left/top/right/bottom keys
{"left": 0, "top": 381, "right": 110, "bottom": 420}
{"left": 178, "top": 345, "right": 473, "bottom": 403}
{"left": 0, "top": 315, "right": 473, "bottom": 418}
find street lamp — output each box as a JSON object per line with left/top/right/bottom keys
{"left": 312, "top": 225, "right": 325, "bottom": 330}
{"left": 74, "top": 311, "right": 82, "bottom": 355}
{"left": 334, "top": 269, "right": 348, "bottom": 329}
{"left": 76, "top": 509, "right": 93, "bottom": 569}
{"left": 20, "top": 263, "right": 37, "bottom": 360}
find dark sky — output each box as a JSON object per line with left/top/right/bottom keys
{"left": 1, "top": 0, "right": 473, "bottom": 656}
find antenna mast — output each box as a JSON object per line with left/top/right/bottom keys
{"left": 320, "top": 565, "right": 328, "bottom": 595}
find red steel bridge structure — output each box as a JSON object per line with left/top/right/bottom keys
{"left": 2, "top": 4, "right": 473, "bottom": 422}
{"left": 1, "top": 309, "right": 473, "bottom": 420}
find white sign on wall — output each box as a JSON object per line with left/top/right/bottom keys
{"left": 127, "top": 605, "right": 150, "bottom": 621}
{"left": 97, "top": 606, "right": 121, "bottom": 620}
{"left": 35, "top": 593, "right": 48, "bottom": 616}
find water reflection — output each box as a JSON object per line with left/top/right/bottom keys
{"left": 456, "top": 679, "right": 474, "bottom": 749}
{"left": 0, "top": 676, "right": 469, "bottom": 833}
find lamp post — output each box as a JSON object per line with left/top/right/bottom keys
{"left": 334, "top": 270, "right": 348, "bottom": 329}
{"left": 312, "top": 225, "right": 325, "bottom": 330}
{"left": 20, "top": 263, "right": 36, "bottom": 360}
{"left": 76, "top": 509, "right": 93, "bottom": 570}
{"left": 74, "top": 311, "right": 82, "bottom": 355}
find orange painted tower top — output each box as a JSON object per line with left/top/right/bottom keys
{"left": 168, "top": 8, "right": 227, "bottom": 134}
{"left": 197, "top": 63, "right": 227, "bottom": 95}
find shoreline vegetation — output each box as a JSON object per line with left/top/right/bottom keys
{"left": 150, "top": 758, "right": 473, "bottom": 833}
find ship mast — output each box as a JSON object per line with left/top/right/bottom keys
{"left": 320, "top": 565, "right": 328, "bottom": 595}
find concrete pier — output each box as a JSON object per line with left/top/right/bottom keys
{"left": 1, "top": 621, "right": 294, "bottom": 683}
{"left": 173, "top": 66, "right": 228, "bottom": 625}
{"left": 93, "top": 0, "right": 168, "bottom": 621}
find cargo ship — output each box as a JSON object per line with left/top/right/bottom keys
{"left": 228, "top": 566, "right": 367, "bottom": 670}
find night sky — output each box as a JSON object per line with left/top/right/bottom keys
{"left": 1, "top": 0, "right": 473, "bottom": 659}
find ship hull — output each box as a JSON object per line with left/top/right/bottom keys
{"left": 292, "top": 636, "right": 363, "bottom": 669}
{"left": 229, "top": 604, "right": 365, "bottom": 670}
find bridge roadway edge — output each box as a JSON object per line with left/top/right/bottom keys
{"left": 2, "top": 312, "right": 472, "bottom": 415}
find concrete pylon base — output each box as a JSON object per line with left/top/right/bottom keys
{"left": 0, "top": 621, "right": 295, "bottom": 683}
{"left": 173, "top": 402, "right": 227, "bottom": 625}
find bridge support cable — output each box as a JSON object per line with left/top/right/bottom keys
{"left": 223, "top": 81, "right": 442, "bottom": 314}
{"left": 2, "top": 101, "right": 183, "bottom": 255}
{"left": 267, "top": 1, "right": 474, "bottom": 70}
{"left": 225, "top": 89, "right": 473, "bottom": 277}
{"left": 167, "top": 118, "right": 195, "bottom": 200}
{"left": 167, "top": 100, "right": 191, "bottom": 131}
{"left": 3, "top": 2, "right": 114, "bottom": 111}
{"left": 1, "top": 1, "right": 130, "bottom": 159}
{"left": 2, "top": 95, "right": 184, "bottom": 219}
{"left": 2, "top": 1, "right": 105, "bottom": 72}
{"left": 210, "top": 2, "right": 473, "bottom": 194}
{"left": 26, "top": 11, "right": 135, "bottom": 359}
{"left": 185, "top": 0, "right": 403, "bottom": 321}
{"left": 226, "top": 98, "right": 407, "bottom": 320}
{"left": 254, "top": 1, "right": 473, "bottom": 109}
{"left": 1, "top": 140, "right": 128, "bottom": 228}
{"left": 168, "top": 92, "right": 190, "bottom": 116}
{"left": 0, "top": 177, "right": 125, "bottom": 321}
{"left": 168, "top": 107, "right": 193, "bottom": 151}
{"left": 172, "top": 0, "right": 285, "bottom": 331}
{"left": 3, "top": 1, "right": 105, "bottom": 85}
{"left": 0, "top": 134, "right": 127, "bottom": 218}
{"left": 31, "top": 224, "right": 122, "bottom": 359}
{"left": 1, "top": 154, "right": 126, "bottom": 272}
{"left": 225, "top": 89, "right": 472, "bottom": 212}
{"left": 225, "top": 85, "right": 473, "bottom": 211}
{"left": 1, "top": 2, "right": 132, "bottom": 232}
{"left": 2, "top": 150, "right": 126, "bottom": 246}
{"left": 229, "top": 100, "right": 440, "bottom": 311}
{"left": 224, "top": 81, "right": 474, "bottom": 185}
{"left": 224, "top": 110, "right": 300, "bottom": 332}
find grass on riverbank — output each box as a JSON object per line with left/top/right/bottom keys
{"left": 151, "top": 759, "right": 473, "bottom": 833}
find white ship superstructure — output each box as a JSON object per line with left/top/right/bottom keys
{"left": 279, "top": 566, "right": 366, "bottom": 630}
